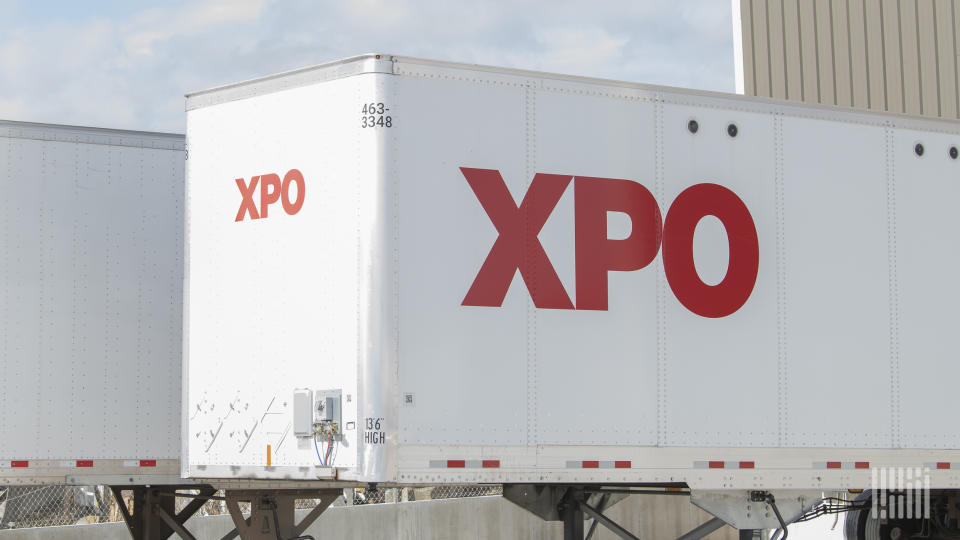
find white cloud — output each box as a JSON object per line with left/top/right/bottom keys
{"left": 0, "top": 0, "right": 734, "bottom": 133}
{"left": 124, "top": 0, "right": 266, "bottom": 56}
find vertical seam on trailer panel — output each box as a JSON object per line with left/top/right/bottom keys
{"left": 391, "top": 75, "right": 400, "bottom": 455}
{"left": 104, "top": 143, "right": 112, "bottom": 448}
{"left": 136, "top": 143, "right": 145, "bottom": 458}
{"left": 655, "top": 94, "right": 665, "bottom": 446}
{"left": 38, "top": 138, "right": 46, "bottom": 455}
{"left": 355, "top": 79, "right": 363, "bottom": 464}
{"left": 2, "top": 134, "right": 8, "bottom": 444}
{"left": 524, "top": 83, "right": 537, "bottom": 447}
{"left": 775, "top": 112, "right": 787, "bottom": 447}
{"left": 172, "top": 145, "right": 182, "bottom": 461}
{"left": 71, "top": 140, "right": 79, "bottom": 460}
{"left": 885, "top": 123, "right": 901, "bottom": 448}
{"left": 813, "top": 0, "right": 822, "bottom": 102}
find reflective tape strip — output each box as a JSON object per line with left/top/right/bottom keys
{"left": 815, "top": 461, "right": 870, "bottom": 469}
{"left": 59, "top": 460, "right": 94, "bottom": 468}
{"left": 694, "top": 461, "right": 755, "bottom": 469}
{"left": 565, "top": 461, "right": 633, "bottom": 469}
{"left": 428, "top": 459, "right": 500, "bottom": 469}
{"left": 123, "top": 460, "right": 157, "bottom": 468}
{"left": 11, "top": 461, "right": 28, "bottom": 468}
{"left": 925, "top": 462, "right": 952, "bottom": 469}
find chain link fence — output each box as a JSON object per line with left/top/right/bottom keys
{"left": 0, "top": 484, "right": 503, "bottom": 530}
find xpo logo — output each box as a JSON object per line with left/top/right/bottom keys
{"left": 235, "top": 169, "right": 306, "bottom": 222}
{"left": 461, "top": 167, "right": 759, "bottom": 318}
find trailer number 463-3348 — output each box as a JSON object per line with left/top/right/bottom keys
{"left": 361, "top": 102, "right": 392, "bottom": 128}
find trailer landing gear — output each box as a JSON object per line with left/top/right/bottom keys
{"left": 505, "top": 484, "right": 745, "bottom": 540}
{"left": 221, "top": 489, "right": 341, "bottom": 540}
{"left": 109, "top": 485, "right": 216, "bottom": 540}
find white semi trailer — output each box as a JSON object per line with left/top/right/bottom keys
{"left": 182, "top": 55, "right": 960, "bottom": 540}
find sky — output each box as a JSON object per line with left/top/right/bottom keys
{"left": 0, "top": 0, "right": 735, "bottom": 133}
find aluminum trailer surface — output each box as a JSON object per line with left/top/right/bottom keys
{"left": 184, "top": 56, "right": 960, "bottom": 527}
{"left": 0, "top": 120, "right": 184, "bottom": 486}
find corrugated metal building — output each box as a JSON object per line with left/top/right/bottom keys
{"left": 733, "top": 0, "right": 960, "bottom": 119}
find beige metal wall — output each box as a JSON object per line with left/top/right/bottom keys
{"left": 734, "top": 0, "right": 960, "bottom": 118}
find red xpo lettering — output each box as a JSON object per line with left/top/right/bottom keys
{"left": 461, "top": 168, "right": 759, "bottom": 318}
{"left": 574, "top": 177, "right": 662, "bottom": 310}
{"left": 460, "top": 168, "right": 574, "bottom": 309}
{"left": 235, "top": 169, "right": 306, "bottom": 222}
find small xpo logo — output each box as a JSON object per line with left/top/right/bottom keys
{"left": 235, "top": 169, "right": 306, "bottom": 222}
{"left": 871, "top": 467, "right": 931, "bottom": 519}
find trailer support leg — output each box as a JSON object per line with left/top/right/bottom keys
{"left": 675, "top": 517, "right": 728, "bottom": 540}
{"left": 110, "top": 485, "right": 215, "bottom": 540}
{"left": 220, "top": 489, "right": 341, "bottom": 540}
{"left": 561, "top": 488, "right": 585, "bottom": 540}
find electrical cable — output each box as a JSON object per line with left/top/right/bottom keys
{"left": 313, "top": 434, "right": 324, "bottom": 467}
{"left": 324, "top": 434, "right": 333, "bottom": 466}
{"left": 766, "top": 493, "right": 788, "bottom": 540}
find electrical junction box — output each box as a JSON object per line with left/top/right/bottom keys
{"left": 315, "top": 389, "right": 342, "bottom": 441}
{"left": 293, "top": 388, "right": 314, "bottom": 438}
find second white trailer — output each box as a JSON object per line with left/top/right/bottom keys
{"left": 0, "top": 120, "right": 184, "bottom": 486}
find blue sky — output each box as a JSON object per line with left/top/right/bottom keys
{"left": 0, "top": 0, "right": 735, "bottom": 133}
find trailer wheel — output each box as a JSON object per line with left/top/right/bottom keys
{"left": 844, "top": 490, "right": 926, "bottom": 540}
